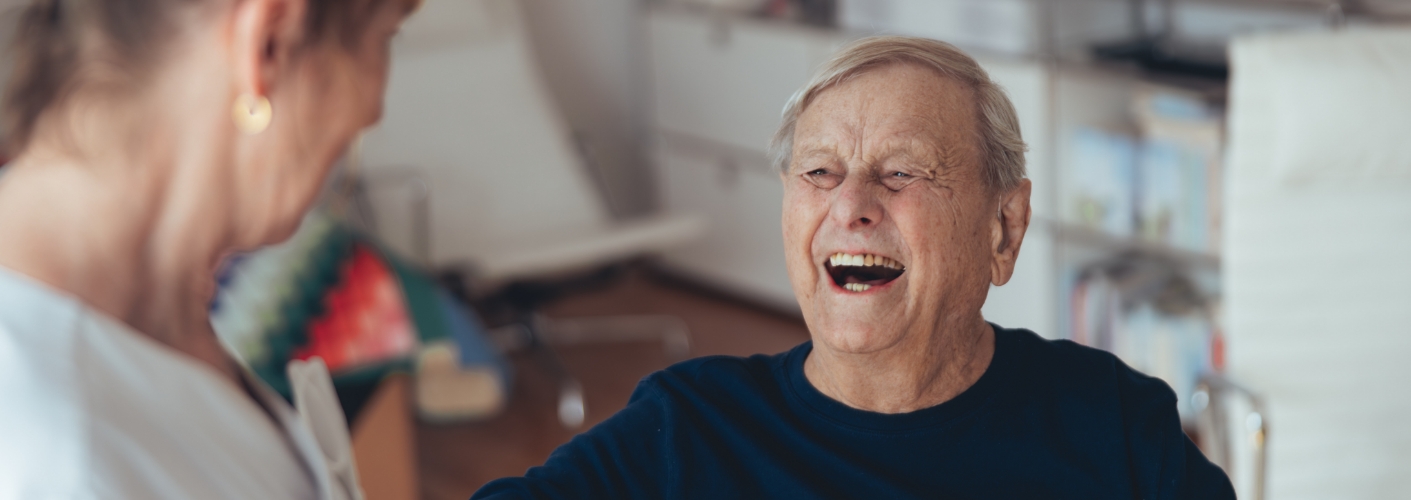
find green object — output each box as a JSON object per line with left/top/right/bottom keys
{"left": 233, "top": 219, "right": 462, "bottom": 401}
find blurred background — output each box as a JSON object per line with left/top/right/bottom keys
{"left": 6, "top": 0, "right": 1409, "bottom": 499}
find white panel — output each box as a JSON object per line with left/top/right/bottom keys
{"left": 1225, "top": 181, "right": 1411, "bottom": 500}
{"left": 1228, "top": 29, "right": 1411, "bottom": 184}
{"left": 656, "top": 144, "right": 799, "bottom": 311}
{"left": 360, "top": 0, "right": 611, "bottom": 268}
{"left": 648, "top": 11, "right": 840, "bottom": 154}
{"left": 1226, "top": 29, "right": 1411, "bottom": 500}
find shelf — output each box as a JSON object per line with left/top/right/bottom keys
{"left": 1044, "top": 218, "right": 1221, "bottom": 270}
{"left": 1171, "top": 0, "right": 1405, "bottom": 18}
{"left": 647, "top": 2, "right": 840, "bottom": 38}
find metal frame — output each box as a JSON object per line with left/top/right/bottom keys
{"left": 1193, "top": 373, "right": 1269, "bottom": 500}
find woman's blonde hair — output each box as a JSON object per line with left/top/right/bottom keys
{"left": 1, "top": 0, "right": 412, "bottom": 157}
{"left": 769, "top": 36, "right": 1028, "bottom": 192}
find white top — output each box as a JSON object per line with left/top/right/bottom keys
{"left": 0, "top": 266, "right": 363, "bottom": 500}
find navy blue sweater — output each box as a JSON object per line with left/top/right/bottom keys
{"left": 474, "top": 325, "right": 1235, "bottom": 499}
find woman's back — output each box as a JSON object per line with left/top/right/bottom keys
{"left": 0, "top": 267, "right": 323, "bottom": 499}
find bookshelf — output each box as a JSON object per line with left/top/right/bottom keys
{"left": 1049, "top": 218, "right": 1219, "bottom": 271}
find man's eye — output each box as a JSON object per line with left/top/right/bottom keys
{"left": 890, "top": 171, "right": 910, "bottom": 178}
{"left": 808, "top": 169, "right": 829, "bottom": 176}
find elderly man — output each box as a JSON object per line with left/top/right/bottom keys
{"left": 474, "top": 36, "right": 1234, "bottom": 499}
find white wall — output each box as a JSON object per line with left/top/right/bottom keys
{"left": 519, "top": 0, "right": 655, "bottom": 217}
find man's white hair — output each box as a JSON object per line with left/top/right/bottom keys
{"left": 769, "top": 36, "right": 1028, "bottom": 192}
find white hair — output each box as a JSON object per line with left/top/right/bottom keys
{"left": 769, "top": 36, "right": 1028, "bottom": 192}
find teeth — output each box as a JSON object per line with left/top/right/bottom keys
{"left": 827, "top": 253, "right": 903, "bottom": 270}
{"left": 844, "top": 283, "right": 872, "bottom": 292}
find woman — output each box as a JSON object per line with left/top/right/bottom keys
{"left": 0, "top": 0, "right": 418, "bottom": 498}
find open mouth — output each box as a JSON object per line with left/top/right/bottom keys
{"left": 824, "top": 253, "right": 905, "bottom": 293}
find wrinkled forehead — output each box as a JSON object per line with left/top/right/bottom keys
{"left": 791, "top": 63, "right": 982, "bottom": 168}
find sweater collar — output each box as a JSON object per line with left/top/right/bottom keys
{"left": 780, "top": 323, "right": 1016, "bottom": 433}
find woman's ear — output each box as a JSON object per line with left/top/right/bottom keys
{"left": 989, "top": 179, "right": 1032, "bottom": 287}
{"left": 228, "top": 0, "right": 308, "bottom": 98}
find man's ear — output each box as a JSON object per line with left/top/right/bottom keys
{"left": 989, "top": 179, "right": 1032, "bottom": 287}
{"left": 228, "top": 0, "right": 308, "bottom": 99}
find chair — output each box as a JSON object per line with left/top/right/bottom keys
{"left": 1223, "top": 27, "right": 1411, "bottom": 499}
{"left": 356, "top": 0, "right": 704, "bottom": 428}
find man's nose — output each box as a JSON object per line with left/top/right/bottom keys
{"left": 829, "top": 175, "right": 883, "bottom": 231}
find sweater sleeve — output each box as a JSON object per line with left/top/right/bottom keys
{"left": 471, "top": 375, "right": 673, "bottom": 500}
{"left": 1177, "top": 434, "right": 1237, "bottom": 499}
{"left": 1113, "top": 361, "right": 1235, "bottom": 500}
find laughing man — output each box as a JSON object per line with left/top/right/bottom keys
{"left": 473, "top": 36, "right": 1235, "bottom": 499}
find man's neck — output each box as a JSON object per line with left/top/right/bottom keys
{"left": 803, "top": 316, "right": 995, "bottom": 414}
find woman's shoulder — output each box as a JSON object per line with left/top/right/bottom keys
{"left": 0, "top": 266, "right": 89, "bottom": 419}
{"left": 0, "top": 267, "right": 319, "bottom": 499}
{"left": 0, "top": 270, "right": 97, "bottom": 497}
{"left": 0, "top": 265, "right": 86, "bottom": 345}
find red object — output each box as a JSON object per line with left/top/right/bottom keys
{"left": 1210, "top": 327, "right": 1226, "bottom": 373}
{"left": 1071, "top": 281, "right": 1089, "bottom": 346}
{"left": 294, "top": 245, "right": 418, "bottom": 372}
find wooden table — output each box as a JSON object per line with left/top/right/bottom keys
{"left": 414, "top": 274, "right": 809, "bottom": 500}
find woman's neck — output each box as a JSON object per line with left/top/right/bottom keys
{"left": 803, "top": 315, "right": 995, "bottom": 414}
{"left": 0, "top": 146, "right": 240, "bottom": 382}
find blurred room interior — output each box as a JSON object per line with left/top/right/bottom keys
{"left": 2, "top": 0, "right": 1407, "bottom": 499}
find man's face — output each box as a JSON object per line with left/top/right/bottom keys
{"left": 782, "top": 63, "right": 1000, "bottom": 354}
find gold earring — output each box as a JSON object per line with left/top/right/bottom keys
{"left": 232, "top": 93, "right": 273, "bottom": 135}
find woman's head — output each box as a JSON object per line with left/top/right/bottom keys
{"left": 2, "top": 0, "right": 419, "bottom": 246}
